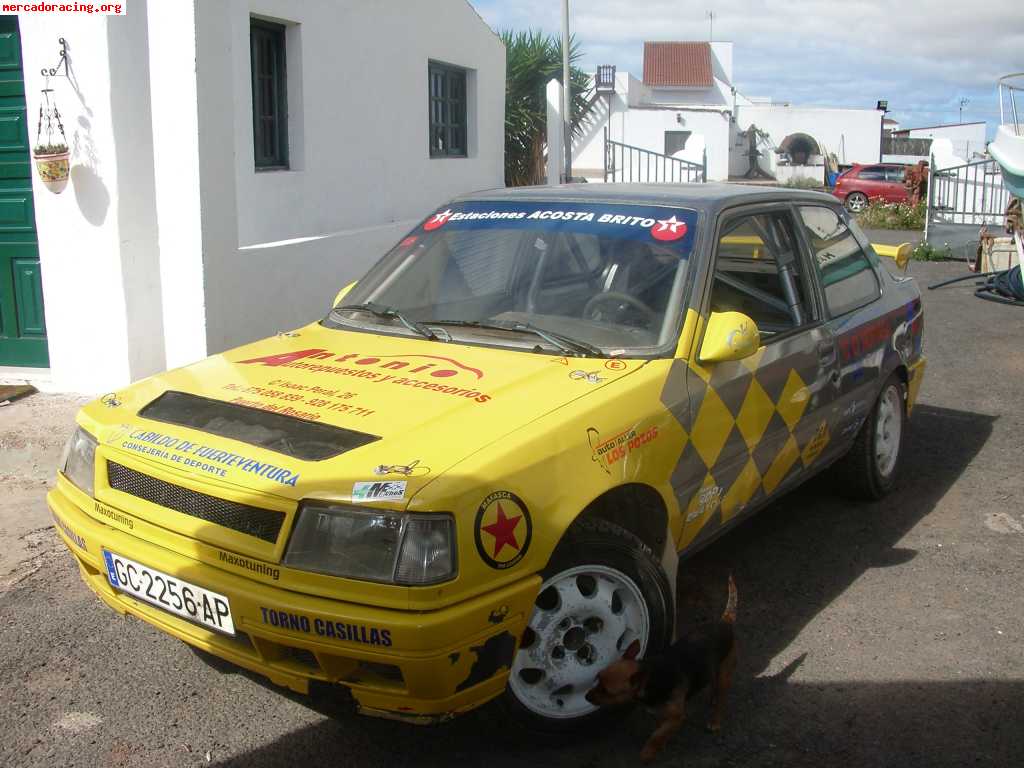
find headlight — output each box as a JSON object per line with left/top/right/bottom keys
{"left": 284, "top": 503, "right": 456, "bottom": 585}
{"left": 62, "top": 427, "right": 97, "bottom": 496}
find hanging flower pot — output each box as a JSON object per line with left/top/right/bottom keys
{"left": 33, "top": 143, "right": 70, "bottom": 193}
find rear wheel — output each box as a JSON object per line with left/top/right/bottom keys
{"left": 836, "top": 374, "right": 906, "bottom": 499}
{"left": 845, "top": 192, "right": 869, "bottom": 212}
{"left": 502, "top": 518, "right": 672, "bottom": 731}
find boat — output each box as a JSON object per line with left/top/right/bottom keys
{"left": 989, "top": 73, "right": 1024, "bottom": 198}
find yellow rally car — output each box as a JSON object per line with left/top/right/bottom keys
{"left": 49, "top": 184, "right": 925, "bottom": 728}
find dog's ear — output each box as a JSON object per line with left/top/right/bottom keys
{"left": 623, "top": 639, "right": 642, "bottom": 660}
{"left": 629, "top": 666, "right": 650, "bottom": 695}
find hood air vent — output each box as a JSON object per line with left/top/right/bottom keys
{"left": 139, "top": 391, "right": 379, "bottom": 462}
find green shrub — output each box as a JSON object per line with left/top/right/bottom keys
{"left": 782, "top": 177, "right": 824, "bottom": 189}
{"left": 856, "top": 200, "right": 925, "bottom": 230}
{"left": 910, "top": 242, "right": 953, "bottom": 261}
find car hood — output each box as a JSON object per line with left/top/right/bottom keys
{"left": 85, "top": 323, "right": 643, "bottom": 504}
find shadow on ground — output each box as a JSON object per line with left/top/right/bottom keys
{"left": 206, "top": 404, "right": 1008, "bottom": 767}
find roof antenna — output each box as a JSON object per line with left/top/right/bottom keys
{"left": 706, "top": 10, "right": 715, "bottom": 41}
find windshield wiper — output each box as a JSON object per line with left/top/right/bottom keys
{"left": 333, "top": 302, "right": 440, "bottom": 341}
{"left": 424, "top": 319, "right": 604, "bottom": 358}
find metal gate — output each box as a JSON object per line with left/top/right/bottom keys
{"left": 603, "top": 127, "right": 706, "bottom": 184}
{"left": 926, "top": 157, "right": 1011, "bottom": 252}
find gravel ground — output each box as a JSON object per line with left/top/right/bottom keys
{"left": 1, "top": 260, "right": 1021, "bottom": 767}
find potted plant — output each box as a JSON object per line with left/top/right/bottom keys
{"left": 33, "top": 143, "right": 70, "bottom": 193}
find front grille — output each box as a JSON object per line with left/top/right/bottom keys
{"left": 107, "top": 461, "right": 285, "bottom": 543}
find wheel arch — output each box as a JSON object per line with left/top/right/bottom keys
{"left": 568, "top": 483, "right": 670, "bottom": 558}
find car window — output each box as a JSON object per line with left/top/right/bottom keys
{"left": 885, "top": 166, "right": 906, "bottom": 183}
{"left": 798, "top": 206, "right": 880, "bottom": 317}
{"left": 856, "top": 166, "right": 886, "bottom": 180}
{"left": 710, "top": 211, "right": 815, "bottom": 339}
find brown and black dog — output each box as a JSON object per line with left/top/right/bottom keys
{"left": 585, "top": 575, "right": 738, "bottom": 763}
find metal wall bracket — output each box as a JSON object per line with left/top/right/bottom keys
{"left": 41, "top": 37, "right": 69, "bottom": 78}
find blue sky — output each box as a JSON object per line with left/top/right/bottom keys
{"left": 469, "top": 0, "right": 1020, "bottom": 137}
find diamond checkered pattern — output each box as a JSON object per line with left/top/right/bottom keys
{"left": 660, "top": 339, "right": 832, "bottom": 549}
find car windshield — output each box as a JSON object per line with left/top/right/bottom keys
{"left": 325, "top": 200, "right": 697, "bottom": 356}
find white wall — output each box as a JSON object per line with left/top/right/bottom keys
{"left": 197, "top": 0, "right": 506, "bottom": 352}
{"left": 17, "top": 0, "right": 505, "bottom": 393}
{"left": 736, "top": 105, "right": 882, "bottom": 167}
{"left": 572, "top": 74, "right": 730, "bottom": 181}
{"left": 905, "top": 123, "right": 987, "bottom": 161}
{"left": 20, "top": 4, "right": 165, "bottom": 393}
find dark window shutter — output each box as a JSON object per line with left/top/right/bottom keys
{"left": 250, "top": 19, "right": 288, "bottom": 169}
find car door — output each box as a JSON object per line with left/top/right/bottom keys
{"left": 883, "top": 166, "right": 908, "bottom": 203}
{"left": 855, "top": 165, "right": 887, "bottom": 201}
{"left": 795, "top": 204, "right": 886, "bottom": 454}
{"left": 676, "top": 205, "right": 839, "bottom": 551}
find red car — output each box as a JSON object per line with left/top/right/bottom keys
{"left": 832, "top": 164, "right": 909, "bottom": 212}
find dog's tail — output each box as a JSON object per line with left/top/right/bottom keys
{"left": 721, "top": 573, "right": 738, "bottom": 624}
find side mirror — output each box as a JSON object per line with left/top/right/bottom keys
{"left": 699, "top": 311, "right": 760, "bottom": 363}
{"left": 871, "top": 242, "right": 911, "bottom": 270}
{"left": 333, "top": 281, "right": 357, "bottom": 308}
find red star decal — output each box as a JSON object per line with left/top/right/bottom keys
{"left": 423, "top": 209, "right": 454, "bottom": 231}
{"left": 481, "top": 502, "right": 522, "bottom": 558}
{"left": 650, "top": 215, "right": 687, "bottom": 242}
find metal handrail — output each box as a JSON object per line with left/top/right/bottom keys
{"left": 603, "top": 126, "right": 706, "bottom": 183}
{"left": 997, "top": 72, "right": 1024, "bottom": 135}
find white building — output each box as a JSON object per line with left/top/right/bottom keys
{"left": 884, "top": 121, "right": 988, "bottom": 165}
{"left": 569, "top": 41, "right": 883, "bottom": 184}
{"left": 2, "top": 0, "right": 505, "bottom": 393}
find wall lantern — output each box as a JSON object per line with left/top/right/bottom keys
{"left": 34, "top": 38, "right": 71, "bottom": 194}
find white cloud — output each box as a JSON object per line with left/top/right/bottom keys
{"left": 470, "top": 0, "right": 1021, "bottom": 133}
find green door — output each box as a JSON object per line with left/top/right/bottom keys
{"left": 0, "top": 16, "right": 47, "bottom": 367}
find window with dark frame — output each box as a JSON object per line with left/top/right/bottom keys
{"left": 798, "top": 206, "right": 880, "bottom": 317}
{"left": 429, "top": 62, "right": 467, "bottom": 158}
{"left": 664, "top": 130, "right": 692, "bottom": 155}
{"left": 250, "top": 19, "right": 288, "bottom": 169}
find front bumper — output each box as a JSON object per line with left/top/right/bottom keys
{"left": 47, "top": 480, "right": 539, "bottom": 722}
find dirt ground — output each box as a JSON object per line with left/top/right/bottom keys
{"left": 0, "top": 260, "right": 1021, "bottom": 767}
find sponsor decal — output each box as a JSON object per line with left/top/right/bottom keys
{"left": 474, "top": 491, "right": 532, "bottom": 570}
{"left": 52, "top": 511, "right": 86, "bottom": 552}
{"left": 423, "top": 209, "right": 454, "bottom": 231}
{"left": 587, "top": 424, "right": 660, "bottom": 474}
{"left": 604, "top": 359, "right": 627, "bottom": 371}
{"left": 236, "top": 349, "right": 492, "bottom": 405}
{"left": 650, "top": 215, "right": 688, "bottom": 242}
{"left": 352, "top": 480, "right": 406, "bottom": 503}
{"left": 94, "top": 501, "right": 134, "bottom": 530}
{"left": 570, "top": 369, "right": 604, "bottom": 384}
{"left": 218, "top": 550, "right": 280, "bottom": 581}
{"left": 415, "top": 202, "right": 697, "bottom": 249}
{"left": 100, "top": 392, "right": 122, "bottom": 408}
{"left": 801, "top": 421, "right": 831, "bottom": 466}
{"left": 686, "top": 485, "right": 722, "bottom": 523}
{"left": 117, "top": 429, "right": 301, "bottom": 487}
{"left": 258, "top": 607, "right": 392, "bottom": 647}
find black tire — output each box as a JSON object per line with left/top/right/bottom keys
{"left": 835, "top": 374, "right": 907, "bottom": 500}
{"left": 845, "top": 191, "right": 869, "bottom": 213}
{"left": 498, "top": 518, "right": 673, "bottom": 732}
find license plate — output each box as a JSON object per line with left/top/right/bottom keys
{"left": 103, "top": 550, "right": 235, "bottom": 635}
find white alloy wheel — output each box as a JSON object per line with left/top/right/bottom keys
{"left": 874, "top": 384, "right": 903, "bottom": 478}
{"left": 509, "top": 564, "right": 650, "bottom": 720}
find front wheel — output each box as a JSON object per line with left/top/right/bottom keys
{"left": 502, "top": 519, "right": 673, "bottom": 731}
{"left": 845, "top": 191, "right": 869, "bottom": 212}
{"left": 835, "top": 374, "right": 906, "bottom": 499}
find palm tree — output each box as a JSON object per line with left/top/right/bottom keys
{"left": 501, "top": 30, "right": 596, "bottom": 186}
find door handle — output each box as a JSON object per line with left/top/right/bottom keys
{"left": 818, "top": 341, "right": 837, "bottom": 365}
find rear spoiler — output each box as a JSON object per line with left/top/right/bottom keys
{"left": 871, "top": 242, "right": 911, "bottom": 270}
